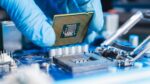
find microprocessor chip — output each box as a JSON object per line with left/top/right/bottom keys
{"left": 53, "top": 12, "right": 93, "bottom": 46}
{"left": 61, "top": 23, "right": 80, "bottom": 38}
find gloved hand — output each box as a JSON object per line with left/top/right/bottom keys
{"left": 76, "top": 0, "right": 104, "bottom": 44}
{"left": 0, "top": 0, "right": 103, "bottom": 47}
{"left": 35, "top": 0, "right": 104, "bottom": 44}
{"left": 0, "top": 0, "right": 56, "bottom": 47}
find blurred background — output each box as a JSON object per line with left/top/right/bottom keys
{"left": 101, "top": 0, "right": 150, "bottom": 40}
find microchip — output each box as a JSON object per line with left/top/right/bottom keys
{"left": 61, "top": 23, "right": 80, "bottom": 38}
{"left": 53, "top": 12, "right": 93, "bottom": 46}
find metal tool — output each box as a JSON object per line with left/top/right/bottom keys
{"left": 130, "top": 36, "right": 150, "bottom": 56}
{"left": 130, "top": 36, "right": 150, "bottom": 62}
{"left": 101, "top": 10, "right": 150, "bottom": 46}
{"left": 101, "top": 11, "right": 143, "bottom": 46}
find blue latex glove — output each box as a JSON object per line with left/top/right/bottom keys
{"left": 0, "top": 0, "right": 103, "bottom": 47}
{"left": 76, "top": 0, "right": 104, "bottom": 43}
{"left": 35, "top": 0, "right": 104, "bottom": 44}
{"left": 0, "top": 0, "right": 56, "bottom": 47}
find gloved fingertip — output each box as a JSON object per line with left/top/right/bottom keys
{"left": 85, "top": 31, "right": 98, "bottom": 44}
{"left": 30, "top": 22, "right": 56, "bottom": 47}
{"left": 42, "top": 29, "right": 56, "bottom": 47}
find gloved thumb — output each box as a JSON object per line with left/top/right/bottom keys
{"left": 0, "top": 0, "right": 56, "bottom": 47}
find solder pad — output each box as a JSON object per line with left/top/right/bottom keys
{"left": 53, "top": 12, "right": 93, "bottom": 46}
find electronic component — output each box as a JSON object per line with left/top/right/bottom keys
{"left": 49, "top": 44, "right": 89, "bottom": 57}
{"left": 63, "top": 47, "right": 69, "bottom": 55}
{"left": 95, "top": 45, "right": 133, "bottom": 67}
{"left": 53, "top": 53, "right": 114, "bottom": 74}
{"left": 0, "top": 21, "right": 22, "bottom": 51}
{"left": 96, "top": 35, "right": 150, "bottom": 67}
{"left": 0, "top": 51, "right": 17, "bottom": 77}
{"left": 53, "top": 12, "right": 93, "bottom": 46}
{"left": 129, "top": 35, "right": 139, "bottom": 47}
{"left": 50, "top": 44, "right": 115, "bottom": 74}
{"left": 113, "top": 40, "right": 135, "bottom": 51}
{"left": 13, "top": 51, "right": 51, "bottom": 73}
{"left": 103, "top": 13, "right": 119, "bottom": 38}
